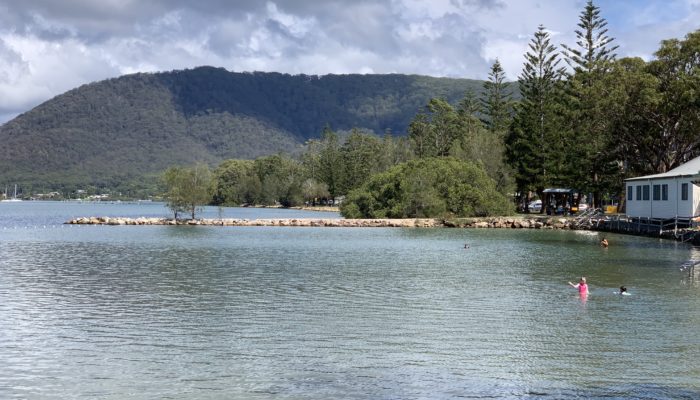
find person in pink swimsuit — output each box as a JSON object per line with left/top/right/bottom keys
{"left": 568, "top": 277, "right": 589, "bottom": 295}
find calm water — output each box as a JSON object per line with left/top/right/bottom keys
{"left": 1, "top": 202, "right": 699, "bottom": 399}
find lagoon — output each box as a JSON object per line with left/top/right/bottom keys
{"left": 1, "top": 202, "right": 699, "bottom": 399}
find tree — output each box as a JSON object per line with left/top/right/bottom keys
{"left": 339, "top": 129, "right": 383, "bottom": 194}
{"left": 162, "top": 164, "right": 212, "bottom": 219}
{"left": 340, "top": 157, "right": 513, "bottom": 218}
{"left": 301, "top": 179, "right": 330, "bottom": 206}
{"left": 506, "top": 25, "right": 568, "bottom": 210}
{"left": 211, "top": 159, "right": 260, "bottom": 206}
{"left": 316, "top": 126, "right": 343, "bottom": 199}
{"left": 409, "top": 98, "right": 466, "bottom": 158}
{"left": 458, "top": 89, "right": 483, "bottom": 134}
{"left": 254, "top": 154, "right": 304, "bottom": 207}
{"left": 481, "top": 60, "right": 513, "bottom": 134}
{"left": 561, "top": 0, "right": 619, "bottom": 208}
{"left": 644, "top": 30, "right": 700, "bottom": 171}
{"left": 378, "top": 130, "right": 413, "bottom": 171}
{"left": 561, "top": 0, "right": 618, "bottom": 76}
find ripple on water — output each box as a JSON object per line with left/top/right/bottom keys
{"left": 1, "top": 214, "right": 700, "bottom": 399}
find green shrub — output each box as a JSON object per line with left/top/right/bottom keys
{"left": 340, "top": 157, "right": 513, "bottom": 218}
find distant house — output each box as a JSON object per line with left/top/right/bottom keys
{"left": 625, "top": 156, "right": 700, "bottom": 219}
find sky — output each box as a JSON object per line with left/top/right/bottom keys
{"left": 0, "top": 0, "right": 699, "bottom": 123}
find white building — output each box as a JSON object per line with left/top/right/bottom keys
{"left": 625, "top": 156, "right": 700, "bottom": 219}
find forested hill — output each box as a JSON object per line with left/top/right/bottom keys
{"left": 0, "top": 66, "right": 491, "bottom": 192}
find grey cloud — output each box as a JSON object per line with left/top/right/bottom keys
{"left": 451, "top": 0, "right": 505, "bottom": 10}
{"left": 2, "top": 0, "right": 696, "bottom": 125}
{"left": 0, "top": 38, "right": 27, "bottom": 81}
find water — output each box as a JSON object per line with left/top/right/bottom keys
{"left": 1, "top": 202, "right": 699, "bottom": 399}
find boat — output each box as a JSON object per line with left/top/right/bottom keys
{"left": 1, "top": 184, "right": 22, "bottom": 202}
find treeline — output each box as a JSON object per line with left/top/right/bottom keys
{"left": 183, "top": 57, "right": 519, "bottom": 218}
{"left": 0, "top": 67, "right": 491, "bottom": 193}
{"left": 165, "top": 97, "right": 515, "bottom": 219}
{"left": 505, "top": 2, "right": 700, "bottom": 210}
{"left": 165, "top": 1, "right": 700, "bottom": 218}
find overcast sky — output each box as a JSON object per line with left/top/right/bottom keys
{"left": 1, "top": 0, "right": 699, "bottom": 123}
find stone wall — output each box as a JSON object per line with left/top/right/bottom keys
{"left": 66, "top": 216, "right": 576, "bottom": 229}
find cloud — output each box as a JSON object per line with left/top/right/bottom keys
{"left": 0, "top": 0, "right": 698, "bottom": 123}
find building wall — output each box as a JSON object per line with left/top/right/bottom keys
{"left": 625, "top": 177, "right": 698, "bottom": 219}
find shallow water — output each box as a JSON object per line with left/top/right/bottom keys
{"left": 1, "top": 202, "right": 699, "bottom": 399}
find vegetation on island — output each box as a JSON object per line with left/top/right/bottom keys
{"left": 162, "top": 164, "right": 212, "bottom": 219}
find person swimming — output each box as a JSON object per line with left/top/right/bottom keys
{"left": 618, "top": 286, "right": 631, "bottom": 295}
{"left": 600, "top": 238, "right": 609, "bottom": 247}
{"left": 568, "top": 277, "right": 589, "bottom": 295}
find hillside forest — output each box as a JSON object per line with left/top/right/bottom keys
{"left": 168, "top": 1, "right": 700, "bottom": 219}
{"left": 0, "top": 69, "right": 491, "bottom": 197}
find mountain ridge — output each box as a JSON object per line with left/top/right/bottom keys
{"left": 0, "top": 66, "right": 504, "bottom": 193}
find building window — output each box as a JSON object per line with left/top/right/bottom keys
{"left": 682, "top": 183, "right": 689, "bottom": 201}
{"left": 636, "top": 185, "right": 642, "bottom": 201}
{"left": 653, "top": 184, "right": 661, "bottom": 201}
{"left": 662, "top": 184, "right": 668, "bottom": 201}
{"left": 643, "top": 185, "right": 650, "bottom": 201}
{"left": 627, "top": 186, "right": 633, "bottom": 201}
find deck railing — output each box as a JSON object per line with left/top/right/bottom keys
{"left": 578, "top": 212, "right": 699, "bottom": 243}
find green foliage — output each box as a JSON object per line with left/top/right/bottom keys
{"left": 409, "top": 98, "right": 467, "bottom": 158}
{"left": 506, "top": 25, "right": 569, "bottom": 207}
{"left": 211, "top": 159, "right": 258, "bottom": 205}
{"left": 0, "top": 68, "right": 488, "bottom": 193}
{"left": 559, "top": 1, "right": 620, "bottom": 207}
{"left": 162, "top": 164, "right": 212, "bottom": 219}
{"left": 315, "top": 127, "right": 343, "bottom": 198}
{"left": 301, "top": 179, "right": 330, "bottom": 205}
{"left": 339, "top": 129, "right": 384, "bottom": 194}
{"left": 409, "top": 96, "right": 512, "bottom": 194}
{"left": 561, "top": 0, "right": 619, "bottom": 75}
{"left": 481, "top": 60, "right": 514, "bottom": 134}
{"left": 340, "top": 158, "right": 513, "bottom": 218}
{"left": 254, "top": 154, "right": 304, "bottom": 207}
{"left": 644, "top": 30, "right": 700, "bottom": 171}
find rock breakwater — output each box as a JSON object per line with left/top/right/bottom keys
{"left": 66, "top": 216, "right": 576, "bottom": 229}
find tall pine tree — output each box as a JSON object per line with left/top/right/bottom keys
{"left": 561, "top": 0, "right": 619, "bottom": 208}
{"left": 506, "top": 25, "right": 567, "bottom": 210}
{"left": 481, "top": 60, "right": 513, "bottom": 134}
{"left": 561, "top": 0, "right": 618, "bottom": 75}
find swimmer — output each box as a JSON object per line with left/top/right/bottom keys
{"left": 568, "top": 277, "right": 589, "bottom": 295}
{"left": 600, "top": 238, "right": 609, "bottom": 247}
{"left": 618, "top": 286, "right": 631, "bottom": 295}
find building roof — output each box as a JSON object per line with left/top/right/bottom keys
{"left": 543, "top": 188, "right": 575, "bottom": 193}
{"left": 625, "top": 155, "right": 700, "bottom": 181}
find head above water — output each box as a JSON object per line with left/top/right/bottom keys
{"left": 620, "top": 286, "right": 627, "bottom": 292}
